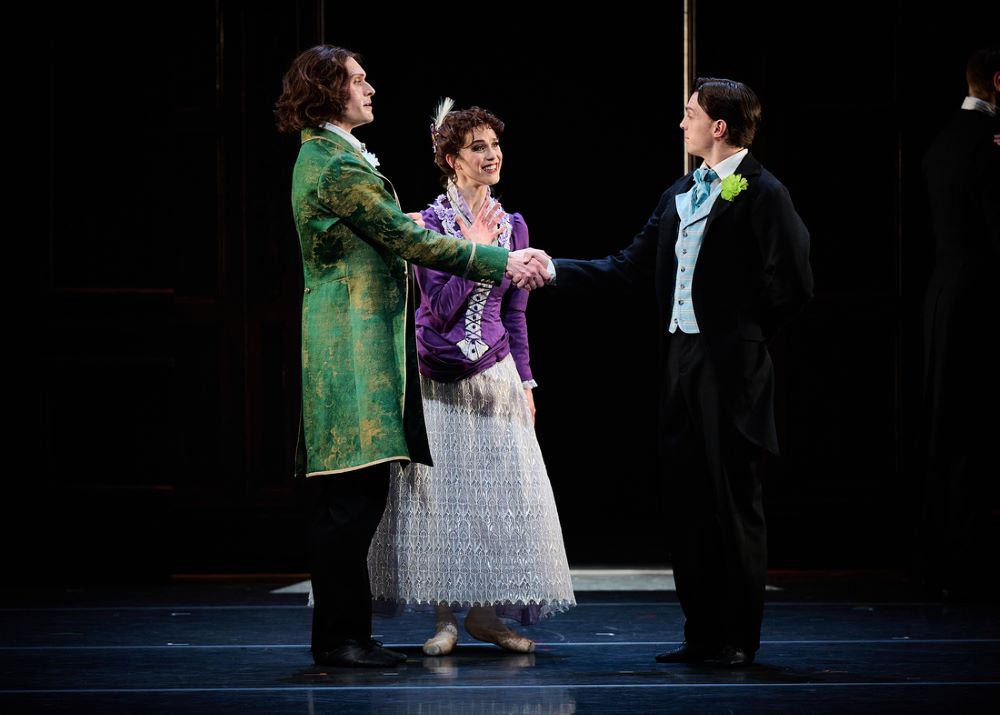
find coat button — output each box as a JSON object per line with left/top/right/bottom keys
{"left": 304, "top": 287, "right": 311, "bottom": 294}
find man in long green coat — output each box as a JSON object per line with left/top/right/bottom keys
{"left": 275, "top": 45, "right": 550, "bottom": 668}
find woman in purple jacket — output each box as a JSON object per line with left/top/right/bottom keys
{"left": 368, "top": 101, "right": 574, "bottom": 655}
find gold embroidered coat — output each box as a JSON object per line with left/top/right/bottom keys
{"left": 291, "top": 127, "right": 508, "bottom": 476}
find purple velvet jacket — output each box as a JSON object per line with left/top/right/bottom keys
{"left": 414, "top": 202, "right": 533, "bottom": 385}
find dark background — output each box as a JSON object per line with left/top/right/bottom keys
{"left": 26, "top": 1, "right": 998, "bottom": 582}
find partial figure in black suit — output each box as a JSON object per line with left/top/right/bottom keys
{"left": 920, "top": 46, "right": 1000, "bottom": 600}
{"left": 549, "top": 78, "right": 812, "bottom": 666}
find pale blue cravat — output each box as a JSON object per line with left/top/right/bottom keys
{"left": 691, "top": 167, "right": 718, "bottom": 212}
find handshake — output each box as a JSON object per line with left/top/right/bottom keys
{"left": 506, "top": 248, "right": 552, "bottom": 291}
{"left": 407, "top": 206, "right": 553, "bottom": 292}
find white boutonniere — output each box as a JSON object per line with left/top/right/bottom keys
{"left": 359, "top": 144, "right": 379, "bottom": 169}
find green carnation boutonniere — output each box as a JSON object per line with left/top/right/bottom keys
{"left": 720, "top": 174, "right": 748, "bottom": 201}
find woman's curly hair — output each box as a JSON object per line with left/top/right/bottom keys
{"left": 431, "top": 106, "right": 505, "bottom": 186}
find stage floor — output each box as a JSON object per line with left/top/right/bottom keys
{"left": 1, "top": 570, "right": 997, "bottom": 713}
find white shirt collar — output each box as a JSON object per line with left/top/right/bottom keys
{"left": 961, "top": 96, "right": 997, "bottom": 117}
{"left": 700, "top": 148, "right": 749, "bottom": 181}
{"left": 322, "top": 122, "right": 364, "bottom": 151}
{"left": 321, "top": 122, "right": 380, "bottom": 169}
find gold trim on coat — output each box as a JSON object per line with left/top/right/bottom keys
{"left": 306, "top": 455, "right": 408, "bottom": 477}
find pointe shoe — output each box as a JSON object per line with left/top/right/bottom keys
{"left": 422, "top": 623, "right": 458, "bottom": 656}
{"left": 464, "top": 617, "right": 535, "bottom": 653}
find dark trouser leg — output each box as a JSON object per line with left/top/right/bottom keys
{"left": 303, "top": 464, "right": 391, "bottom": 653}
{"left": 922, "top": 451, "right": 991, "bottom": 595}
{"left": 663, "top": 332, "right": 767, "bottom": 653}
{"left": 704, "top": 419, "right": 766, "bottom": 652}
{"left": 920, "top": 310, "right": 997, "bottom": 598}
{"left": 663, "top": 332, "right": 724, "bottom": 649}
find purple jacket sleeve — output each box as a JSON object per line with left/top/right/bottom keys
{"left": 413, "top": 208, "right": 478, "bottom": 329}
{"left": 501, "top": 214, "right": 533, "bottom": 384}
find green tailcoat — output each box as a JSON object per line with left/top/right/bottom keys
{"left": 291, "top": 127, "right": 507, "bottom": 476}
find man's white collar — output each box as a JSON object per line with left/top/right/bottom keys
{"left": 321, "top": 122, "right": 380, "bottom": 168}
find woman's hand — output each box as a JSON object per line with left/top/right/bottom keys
{"left": 457, "top": 199, "right": 504, "bottom": 246}
{"left": 524, "top": 388, "right": 536, "bottom": 425}
{"left": 405, "top": 212, "right": 426, "bottom": 229}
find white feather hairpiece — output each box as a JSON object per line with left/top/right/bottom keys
{"left": 432, "top": 96, "right": 455, "bottom": 130}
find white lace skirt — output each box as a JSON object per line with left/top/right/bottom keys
{"left": 368, "top": 357, "right": 575, "bottom": 625}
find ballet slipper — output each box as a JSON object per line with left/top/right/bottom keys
{"left": 464, "top": 611, "right": 536, "bottom": 653}
{"left": 422, "top": 622, "right": 458, "bottom": 656}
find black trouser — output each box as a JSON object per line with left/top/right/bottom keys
{"left": 921, "top": 451, "right": 992, "bottom": 594}
{"left": 303, "top": 463, "right": 391, "bottom": 652}
{"left": 662, "top": 331, "right": 767, "bottom": 653}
